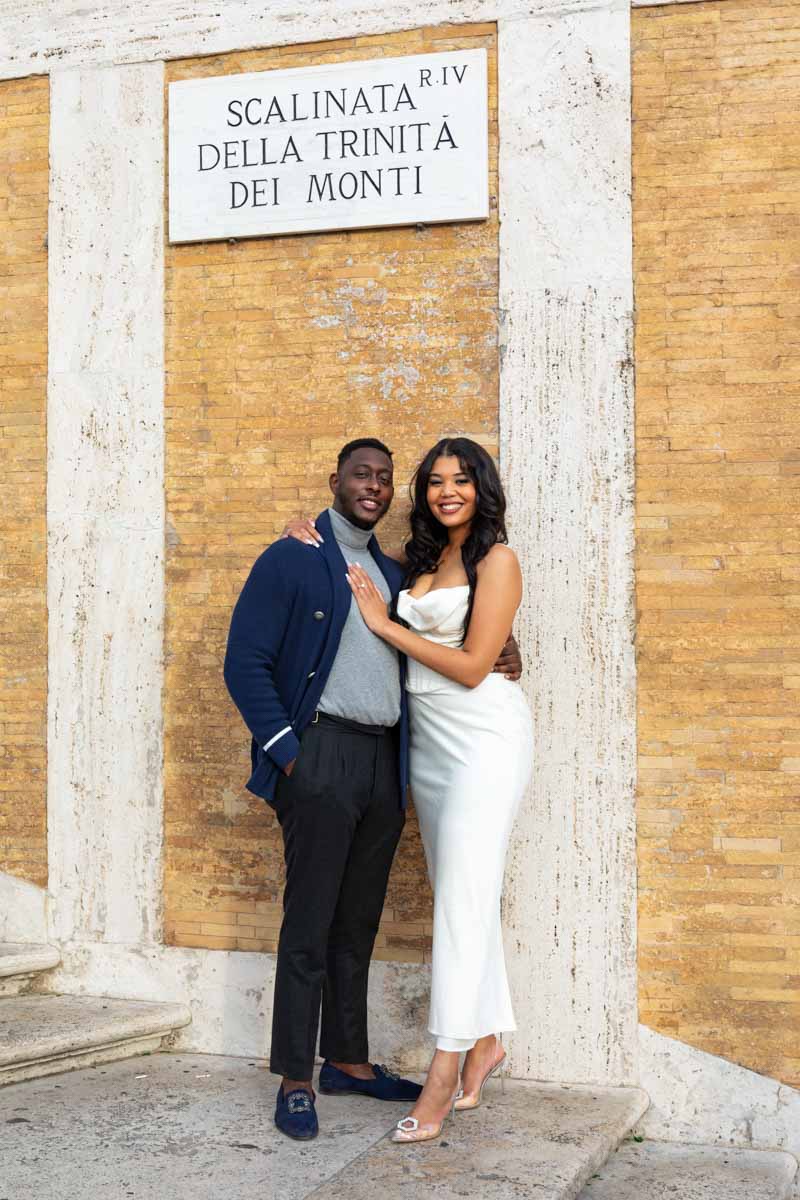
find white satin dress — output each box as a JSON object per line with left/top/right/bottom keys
{"left": 396, "top": 585, "right": 534, "bottom": 1052}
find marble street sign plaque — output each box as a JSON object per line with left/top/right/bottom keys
{"left": 168, "top": 49, "right": 488, "bottom": 243}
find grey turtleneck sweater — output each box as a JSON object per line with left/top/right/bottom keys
{"left": 317, "top": 507, "right": 402, "bottom": 727}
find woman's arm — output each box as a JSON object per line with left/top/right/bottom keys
{"left": 346, "top": 546, "right": 522, "bottom": 690}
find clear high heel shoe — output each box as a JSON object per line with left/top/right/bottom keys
{"left": 454, "top": 1039, "right": 507, "bottom": 1112}
{"left": 391, "top": 1090, "right": 459, "bottom": 1144}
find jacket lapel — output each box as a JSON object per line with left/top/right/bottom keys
{"left": 315, "top": 506, "right": 352, "bottom": 637}
{"left": 315, "top": 506, "right": 401, "bottom": 618}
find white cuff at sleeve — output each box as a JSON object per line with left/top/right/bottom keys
{"left": 264, "top": 725, "right": 293, "bottom": 753}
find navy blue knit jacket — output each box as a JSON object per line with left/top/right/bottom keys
{"left": 223, "top": 508, "right": 409, "bottom": 806}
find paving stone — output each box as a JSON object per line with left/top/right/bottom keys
{"left": 579, "top": 1138, "right": 798, "bottom": 1200}
{"left": 0, "top": 1052, "right": 412, "bottom": 1200}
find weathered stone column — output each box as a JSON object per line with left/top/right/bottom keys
{"left": 498, "top": 3, "right": 638, "bottom": 1085}
{"left": 47, "top": 62, "right": 166, "bottom": 946}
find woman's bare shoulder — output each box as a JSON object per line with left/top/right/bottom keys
{"left": 479, "top": 543, "right": 520, "bottom": 572}
{"left": 475, "top": 545, "right": 521, "bottom": 597}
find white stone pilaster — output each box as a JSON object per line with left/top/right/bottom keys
{"left": 47, "top": 62, "right": 165, "bottom": 946}
{"left": 498, "top": 3, "right": 638, "bottom": 1085}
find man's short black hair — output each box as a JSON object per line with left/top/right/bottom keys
{"left": 337, "top": 438, "right": 393, "bottom": 471}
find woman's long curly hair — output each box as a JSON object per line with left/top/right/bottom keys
{"left": 402, "top": 437, "right": 508, "bottom": 641}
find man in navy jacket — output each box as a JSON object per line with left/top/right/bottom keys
{"left": 224, "top": 454, "right": 409, "bottom": 810}
{"left": 224, "top": 438, "right": 421, "bottom": 1139}
{"left": 224, "top": 437, "right": 520, "bottom": 1140}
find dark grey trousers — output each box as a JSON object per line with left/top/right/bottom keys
{"left": 269, "top": 713, "right": 404, "bottom": 1080}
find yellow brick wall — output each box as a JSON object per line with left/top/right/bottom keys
{"left": 0, "top": 77, "right": 49, "bottom": 888}
{"left": 163, "top": 24, "right": 499, "bottom": 960}
{"left": 633, "top": 0, "right": 800, "bottom": 1087}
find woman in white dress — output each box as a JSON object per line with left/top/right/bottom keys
{"left": 344, "top": 437, "right": 533, "bottom": 1144}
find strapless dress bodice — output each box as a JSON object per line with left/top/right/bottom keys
{"left": 396, "top": 585, "right": 471, "bottom": 694}
{"left": 397, "top": 585, "right": 469, "bottom": 641}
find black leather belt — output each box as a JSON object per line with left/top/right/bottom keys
{"left": 311, "top": 710, "right": 395, "bottom": 737}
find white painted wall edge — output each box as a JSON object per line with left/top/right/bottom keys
{"left": 637, "top": 1024, "right": 800, "bottom": 1187}
{"left": 1, "top": 0, "right": 734, "bottom": 82}
{"left": 0, "top": 872, "right": 48, "bottom": 943}
{"left": 44, "top": 941, "right": 433, "bottom": 1069}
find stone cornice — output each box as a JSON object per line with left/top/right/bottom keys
{"left": 1, "top": 0, "right": 720, "bottom": 82}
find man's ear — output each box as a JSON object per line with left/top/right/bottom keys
{"left": 328, "top": 471, "right": 339, "bottom": 497}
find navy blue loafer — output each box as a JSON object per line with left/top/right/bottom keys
{"left": 274, "top": 1085, "right": 319, "bottom": 1140}
{"left": 318, "top": 1061, "right": 422, "bottom": 1102}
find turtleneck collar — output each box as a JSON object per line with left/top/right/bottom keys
{"left": 327, "top": 506, "right": 375, "bottom": 552}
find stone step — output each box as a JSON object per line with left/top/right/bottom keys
{"left": 312, "top": 1078, "right": 650, "bottom": 1200}
{"left": 0, "top": 943, "right": 61, "bottom": 997}
{"left": 0, "top": 994, "right": 191, "bottom": 1086}
{"left": 0, "top": 1054, "right": 649, "bottom": 1200}
{"left": 578, "top": 1138, "right": 798, "bottom": 1200}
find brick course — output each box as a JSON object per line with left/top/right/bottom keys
{"left": 163, "top": 25, "right": 499, "bottom": 961}
{"left": 633, "top": 0, "right": 800, "bottom": 1087}
{"left": 0, "top": 76, "right": 48, "bottom": 888}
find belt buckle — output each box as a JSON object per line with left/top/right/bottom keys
{"left": 312, "top": 710, "right": 320, "bottom": 725}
